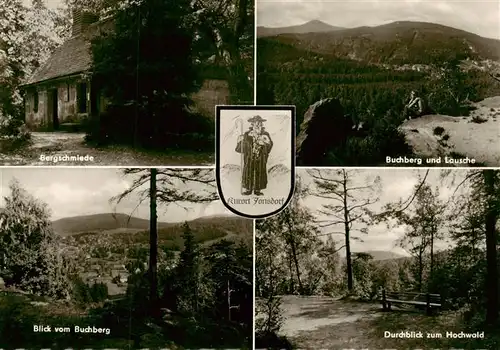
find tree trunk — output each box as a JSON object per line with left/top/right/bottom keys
{"left": 430, "top": 229, "right": 434, "bottom": 288}
{"left": 227, "top": 0, "right": 252, "bottom": 104}
{"left": 149, "top": 168, "right": 158, "bottom": 312}
{"left": 288, "top": 251, "right": 295, "bottom": 294}
{"left": 483, "top": 170, "right": 498, "bottom": 325}
{"left": 418, "top": 251, "right": 423, "bottom": 292}
{"left": 284, "top": 211, "right": 304, "bottom": 294}
{"left": 343, "top": 172, "right": 353, "bottom": 291}
{"left": 290, "top": 239, "right": 304, "bottom": 294}
{"left": 234, "top": 0, "right": 248, "bottom": 42}
{"left": 133, "top": 5, "right": 141, "bottom": 148}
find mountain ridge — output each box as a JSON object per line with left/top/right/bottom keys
{"left": 259, "top": 20, "right": 500, "bottom": 64}
{"left": 337, "top": 250, "right": 408, "bottom": 261}
{"left": 257, "top": 19, "right": 344, "bottom": 37}
{"left": 355, "top": 250, "right": 408, "bottom": 261}
{"left": 52, "top": 212, "right": 241, "bottom": 236}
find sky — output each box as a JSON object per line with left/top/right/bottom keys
{"left": 0, "top": 168, "right": 231, "bottom": 221}
{"left": 28, "top": 0, "right": 500, "bottom": 40}
{"left": 297, "top": 168, "right": 471, "bottom": 257}
{"left": 257, "top": 0, "right": 500, "bottom": 39}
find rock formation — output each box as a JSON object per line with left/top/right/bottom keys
{"left": 398, "top": 96, "right": 500, "bottom": 166}
{"left": 296, "top": 98, "right": 355, "bottom": 166}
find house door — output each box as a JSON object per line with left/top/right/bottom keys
{"left": 51, "top": 89, "right": 59, "bottom": 130}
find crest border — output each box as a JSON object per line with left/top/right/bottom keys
{"left": 215, "top": 105, "right": 296, "bottom": 219}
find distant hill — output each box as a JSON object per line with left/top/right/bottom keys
{"left": 55, "top": 213, "right": 253, "bottom": 249}
{"left": 52, "top": 213, "right": 247, "bottom": 236}
{"left": 257, "top": 20, "right": 344, "bottom": 37}
{"left": 354, "top": 250, "right": 407, "bottom": 261}
{"left": 52, "top": 213, "right": 169, "bottom": 235}
{"left": 261, "top": 21, "right": 500, "bottom": 64}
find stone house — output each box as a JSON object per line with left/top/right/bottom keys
{"left": 20, "top": 10, "right": 229, "bottom": 130}
{"left": 21, "top": 11, "right": 113, "bottom": 130}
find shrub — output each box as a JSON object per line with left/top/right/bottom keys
{"left": 72, "top": 277, "right": 92, "bottom": 305}
{"left": 255, "top": 297, "right": 283, "bottom": 336}
{"left": 433, "top": 126, "right": 445, "bottom": 135}
{"left": 471, "top": 115, "right": 487, "bottom": 124}
{"left": 327, "top": 117, "right": 412, "bottom": 166}
{"left": 0, "top": 112, "right": 31, "bottom": 152}
{"left": 0, "top": 294, "right": 49, "bottom": 347}
{"left": 90, "top": 282, "right": 108, "bottom": 302}
{"left": 255, "top": 331, "right": 294, "bottom": 350}
{"left": 84, "top": 103, "right": 214, "bottom": 151}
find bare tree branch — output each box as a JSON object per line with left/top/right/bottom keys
{"left": 110, "top": 168, "right": 218, "bottom": 215}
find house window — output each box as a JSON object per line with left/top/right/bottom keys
{"left": 77, "top": 82, "right": 87, "bottom": 113}
{"left": 33, "top": 91, "right": 39, "bottom": 113}
{"left": 66, "top": 84, "right": 70, "bottom": 102}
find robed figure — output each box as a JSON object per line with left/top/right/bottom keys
{"left": 235, "top": 115, "right": 273, "bottom": 196}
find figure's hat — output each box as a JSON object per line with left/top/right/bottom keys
{"left": 248, "top": 115, "right": 266, "bottom": 123}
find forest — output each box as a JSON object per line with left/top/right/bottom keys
{"left": 0, "top": 169, "right": 253, "bottom": 348}
{"left": 257, "top": 38, "right": 500, "bottom": 165}
{"left": 256, "top": 169, "right": 500, "bottom": 349}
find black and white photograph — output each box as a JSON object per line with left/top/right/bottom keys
{"left": 0, "top": 0, "right": 254, "bottom": 166}
{"left": 257, "top": 0, "right": 500, "bottom": 167}
{"left": 0, "top": 168, "right": 253, "bottom": 348}
{"left": 216, "top": 106, "right": 295, "bottom": 218}
{"left": 255, "top": 168, "right": 500, "bottom": 349}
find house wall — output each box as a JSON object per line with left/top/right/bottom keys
{"left": 58, "top": 83, "right": 78, "bottom": 121}
{"left": 25, "top": 80, "right": 89, "bottom": 129}
{"left": 25, "top": 78, "right": 228, "bottom": 129}
{"left": 25, "top": 89, "right": 47, "bottom": 128}
{"left": 191, "top": 79, "right": 230, "bottom": 118}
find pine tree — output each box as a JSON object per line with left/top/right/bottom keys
{"left": 308, "top": 169, "right": 381, "bottom": 292}
{"left": 177, "top": 222, "right": 201, "bottom": 314}
{"left": 91, "top": 0, "right": 200, "bottom": 145}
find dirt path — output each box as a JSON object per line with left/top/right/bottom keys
{"left": 274, "top": 296, "right": 494, "bottom": 349}
{"left": 0, "top": 132, "right": 214, "bottom": 166}
{"left": 277, "top": 296, "right": 381, "bottom": 349}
